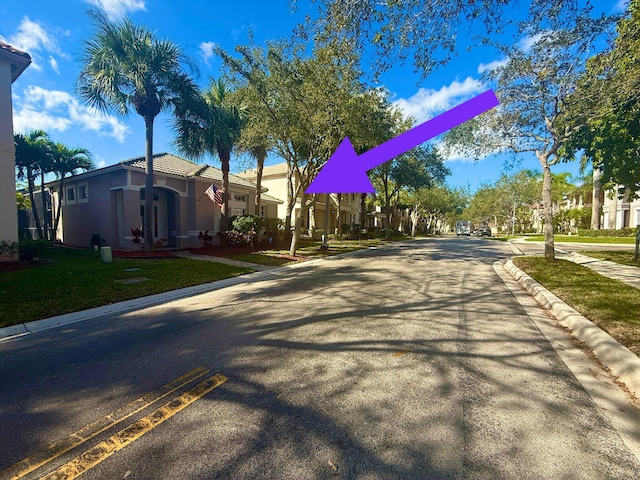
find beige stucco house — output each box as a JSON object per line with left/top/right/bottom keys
{"left": 602, "top": 188, "right": 640, "bottom": 230}
{"left": 47, "top": 153, "right": 282, "bottom": 250}
{"left": 238, "top": 162, "right": 363, "bottom": 233}
{"left": 0, "top": 42, "right": 31, "bottom": 261}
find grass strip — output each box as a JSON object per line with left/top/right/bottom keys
{"left": 0, "top": 246, "right": 252, "bottom": 327}
{"left": 513, "top": 256, "right": 640, "bottom": 356}
{"left": 228, "top": 253, "right": 294, "bottom": 266}
{"left": 579, "top": 250, "right": 640, "bottom": 267}
{"left": 524, "top": 235, "right": 635, "bottom": 244}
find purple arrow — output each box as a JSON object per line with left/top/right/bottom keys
{"left": 306, "top": 89, "right": 499, "bottom": 194}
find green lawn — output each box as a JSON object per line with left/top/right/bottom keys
{"left": 513, "top": 256, "right": 640, "bottom": 356}
{"left": 0, "top": 246, "right": 252, "bottom": 327}
{"left": 578, "top": 250, "right": 640, "bottom": 267}
{"left": 524, "top": 235, "right": 636, "bottom": 244}
{"left": 228, "top": 253, "right": 294, "bottom": 266}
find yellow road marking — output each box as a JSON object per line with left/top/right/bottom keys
{"left": 41, "top": 374, "right": 227, "bottom": 480}
{"left": 393, "top": 350, "right": 411, "bottom": 357}
{"left": 0, "top": 367, "right": 209, "bottom": 480}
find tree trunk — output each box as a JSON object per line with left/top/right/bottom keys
{"left": 284, "top": 163, "right": 294, "bottom": 245}
{"left": 221, "top": 151, "right": 231, "bottom": 233}
{"left": 540, "top": 158, "right": 555, "bottom": 260}
{"left": 336, "top": 193, "right": 342, "bottom": 235}
{"left": 52, "top": 178, "right": 65, "bottom": 242}
{"left": 591, "top": 166, "right": 602, "bottom": 230}
{"left": 411, "top": 206, "right": 418, "bottom": 237}
{"left": 254, "top": 151, "right": 265, "bottom": 216}
{"left": 27, "top": 167, "right": 43, "bottom": 240}
{"left": 40, "top": 171, "right": 49, "bottom": 241}
{"left": 289, "top": 194, "right": 308, "bottom": 256}
{"left": 385, "top": 206, "right": 392, "bottom": 239}
{"left": 360, "top": 193, "right": 367, "bottom": 228}
{"left": 144, "top": 115, "right": 155, "bottom": 253}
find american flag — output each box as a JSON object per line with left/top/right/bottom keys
{"left": 204, "top": 184, "right": 223, "bottom": 208}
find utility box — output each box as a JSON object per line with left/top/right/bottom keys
{"left": 100, "top": 246, "right": 112, "bottom": 263}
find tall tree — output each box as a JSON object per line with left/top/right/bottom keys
{"left": 231, "top": 84, "right": 270, "bottom": 217}
{"left": 445, "top": 7, "right": 615, "bottom": 260}
{"left": 173, "top": 78, "right": 245, "bottom": 232}
{"left": 218, "top": 41, "right": 385, "bottom": 255}
{"left": 49, "top": 143, "right": 94, "bottom": 241}
{"left": 298, "top": 0, "right": 594, "bottom": 80}
{"left": 77, "top": 9, "right": 198, "bottom": 251}
{"left": 561, "top": 0, "right": 640, "bottom": 203}
{"left": 371, "top": 145, "right": 450, "bottom": 238}
{"left": 14, "top": 130, "right": 50, "bottom": 240}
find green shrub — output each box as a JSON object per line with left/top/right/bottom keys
{"left": 577, "top": 228, "right": 635, "bottom": 237}
{"left": 19, "top": 239, "right": 49, "bottom": 261}
{"left": 0, "top": 241, "right": 19, "bottom": 261}
{"left": 229, "top": 215, "right": 263, "bottom": 233}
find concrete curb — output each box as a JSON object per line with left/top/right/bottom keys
{"left": 504, "top": 259, "right": 640, "bottom": 398}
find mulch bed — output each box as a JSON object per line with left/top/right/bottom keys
{"left": 0, "top": 261, "right": 41, "bottom": 273}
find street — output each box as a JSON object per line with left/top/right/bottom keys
{"left": 1, "top": 237, "right": 639, "bottom": 479}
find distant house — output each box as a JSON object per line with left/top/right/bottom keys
{"left": 0, "top": 41, "right": 31, "bottom": 261}
{"left": 238, "top": 162, "right": 363, "bottom": 233}
{"left": 46, "top": 153, "right": 282, "bottom": 250}
{"left": 602, "top": 187, "right": 640, "bottom": 230}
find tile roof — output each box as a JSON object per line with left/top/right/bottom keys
{"left": 0, "top": 41, "right": 32, "bottom": 82}
{"left": 260, "top": 192, "right": 284, "bottom": 204}
{"left": 121, "top": 153, "right": 257, "bottom": 188}
{"left": 237, "top": 162, "right": 289, "bottom": 179}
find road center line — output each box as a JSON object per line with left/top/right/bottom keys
{"left": 0, "top": 366, "right": 210, "bottom": 480}
{"left": 40, "top": 374, "right": 227, "bottom": 480}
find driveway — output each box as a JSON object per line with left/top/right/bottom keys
{"left": 0, "top": 237, "right": 638, "bottom": 479}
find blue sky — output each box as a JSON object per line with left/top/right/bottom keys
{"left": 0, "top": 0, "right": 628, "bottom": 192}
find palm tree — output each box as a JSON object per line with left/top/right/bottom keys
{"left": 173, "top": 78, "right": 245, "bottom": 232}
{"left": 14, "top": 130, "right": 51, "bottom": 240}
{"left": 248, "top": 144, "right": 268, "bottom": 216}
{"left": 77, "top": 9, "right": 198, "bottom": 251}
{"left": 49, "top": 143, "right": 94, "bottom": 241}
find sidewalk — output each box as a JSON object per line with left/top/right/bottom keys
{"left": 509, "top": 239, "right": 640, "bottom": 290}
{"left": 559, "top": 252, "right": 640, "bottom": 290}
{"left": 174, "top": 251, "right": 276, "bottom": 272}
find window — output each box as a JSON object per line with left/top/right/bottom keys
{"left": 67, "top": 187, "right": 75, "bottom": 202}
{"left": 79, "top": 184, "right": 88, "bottom": 201}
{"left": 234, "top": 208, "right": 245, "bottom": 216}
{"left": 233, "top": 194, "right": 246, "bottom": 202}
{"left": 260, "top": 205, "right": 265, "bottom": 218}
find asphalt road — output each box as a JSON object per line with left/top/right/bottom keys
{"left": 1, "top": 237, "right": 639, "bottom": 479}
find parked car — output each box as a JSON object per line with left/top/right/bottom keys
{"left": 476, "top": 225, "right": 492, "bottom": 237}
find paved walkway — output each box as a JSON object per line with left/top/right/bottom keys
{"left": 560, "top": 252, "right": 640, "bottom": 290}
{"left": 508, "top": 238, "right": 640, "bottom": 290}
{"left": 174, "top": 251, "right": 276, "bottom": 272}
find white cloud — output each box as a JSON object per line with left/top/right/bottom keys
{"left": 0, "top": 17, "right": 64, "bottom": 71}
{"left": 392, "top": 77, "right": 485, "bottom": 124}
{"left": 94, "top": 155, "right": 108, "bottom": 168}
{"left": 199, "top": 41, "right": 217, "bottom": 66}
{"left": 519, "top": 33, "right": 543, "bottom": 52}
{"left": 13, "top": 86, "right": 129, "bottom": 142}
{"left": 478, "top": 58, "right": 509, "bottom": 74}
{"left": 85, "top": 0, "right": 146, "bottom": 20}
{"left": 435, "top": 142, "right": 476, "bottom": 163}
{"left": 49, "top": 56, "right": 60, "bottom": 74}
